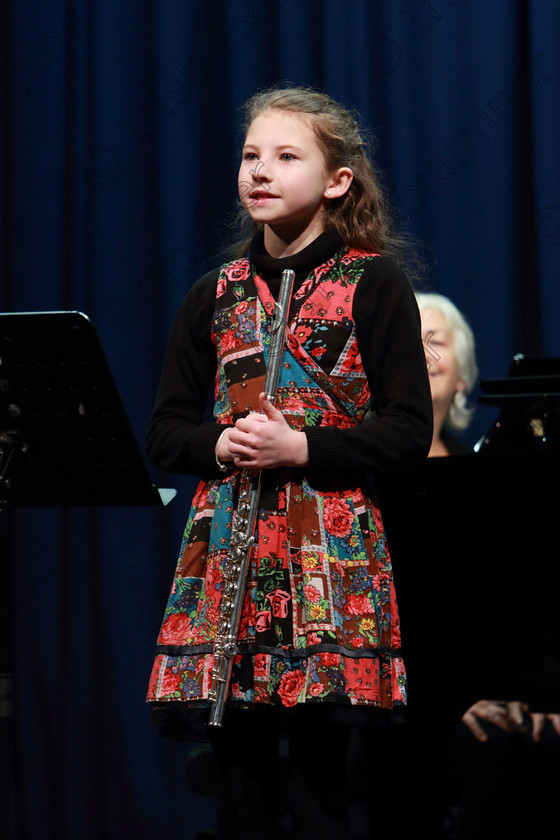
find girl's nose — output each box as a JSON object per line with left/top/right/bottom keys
{"left": 251, "top": 160, "right": 269, "bottom": 181}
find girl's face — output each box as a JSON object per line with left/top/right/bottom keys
{"left": 420, "top": 307, "right": 465, "bottom": 413}
{"left": 239, "top": 109, "right": 337, "bottom": 247}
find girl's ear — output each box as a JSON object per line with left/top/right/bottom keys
{"left": 325, "top": 167, "right": 353, "bottom": 199}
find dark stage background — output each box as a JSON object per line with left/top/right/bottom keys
{"left": 2, "top": 1, "right": 559, "bottom": 838}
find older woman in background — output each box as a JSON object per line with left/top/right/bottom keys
{"left": 415, "top": 292, "right": 477, "bottom": 457}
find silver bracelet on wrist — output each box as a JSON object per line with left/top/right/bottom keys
{"left": 215, "top": 428, "right": 229, "bottom": 472}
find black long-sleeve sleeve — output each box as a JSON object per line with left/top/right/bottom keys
{"left": 304, "top": 257, "right": 433, "bottom": 478}
{"left": 145, "top": 257, "right": 432, "bottom": 481}
{"left": 144, "top": 268, "right": 225, "bottom": 478}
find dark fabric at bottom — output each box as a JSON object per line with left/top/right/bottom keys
{"left": 445, "top": 714, "right": 560, "bottom": 839}
{"left": 180, "top": 703, "right": 453, "bottom": 840}
{"left": 150, "top": 698, "right": 405, "bottom": 742}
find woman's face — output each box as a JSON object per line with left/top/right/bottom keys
{"left": 420, "top": 307, "right": 465, "bottom": 413}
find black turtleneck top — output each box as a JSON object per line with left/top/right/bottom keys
{"left": 145, "top": 230, "right": 433, "bottom": 485}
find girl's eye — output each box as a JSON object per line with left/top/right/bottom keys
{"left": 243, "top": 152, "right": 258, "bottom": 160}
{"left": 280, "top": 153, "right": 296, "bottom": 161}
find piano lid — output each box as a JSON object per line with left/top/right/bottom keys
{"left": 477, "top": 354, "right": 560, "bottom": 454}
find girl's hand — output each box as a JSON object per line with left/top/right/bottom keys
{"left": 228, "top": 393, "right": 308, "bottom": 469}
{"left": 215, "top": 427, "right": 235, "bottom": 464}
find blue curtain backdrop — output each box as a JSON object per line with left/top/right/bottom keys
{"left": 2, "top": 1, "right": 559, "bottom": 838}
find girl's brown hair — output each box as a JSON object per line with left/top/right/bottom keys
{"left": 233, "top": 85, "right": 421, "bottom": 277}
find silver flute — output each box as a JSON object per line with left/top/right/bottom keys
{"left": 208, "top": 268, "right": 295, "bottom": 727}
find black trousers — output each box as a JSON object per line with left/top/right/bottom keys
{"left": 208, "top": 705, "right": 448, "bottom": 840}
{"left": 210, "top": 706, "right": 352, "bottom": 840}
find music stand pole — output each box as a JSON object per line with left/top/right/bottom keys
{"left": 0, "top": 432, "right": 23, "bottom": 839}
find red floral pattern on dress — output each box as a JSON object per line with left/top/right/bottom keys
{"left": 160, "top": 613, "right": 193, "bottom": 645}
{"left": 346, "top": 593, "right": 375, "bottom": 616}
{"left": 323, "top": 497, "right": 354, "bottom": 537}
{"left": 277, "top": 669, "right": 306, "bottom": 707}
{"left": 219, "top": 331, "right": 238, "bottom": 353}
{"left": 303, "top": 584, "right": 321, "bottom": 603}
{"left": 319, "top": 652, "right": 341, "bottom": 667}
{"left": 255, "top": 610, "right": 271, "bottom": 632}
{"left": 160, "top": 670, "right": 183, "bottom": 696}
{"left": 227, "top": 261, "right": 251, "bottom": 284}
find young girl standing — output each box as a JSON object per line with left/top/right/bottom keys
{"left": 146, "top": 87, "right": 433, "bottom": 839}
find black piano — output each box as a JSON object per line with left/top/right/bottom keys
{"left": 379, "top": 355, "right": 560, "bottom": 714}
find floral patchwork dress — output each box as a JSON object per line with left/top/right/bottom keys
{"left": 147, "top": 248, "right": 407, "bottom": 719}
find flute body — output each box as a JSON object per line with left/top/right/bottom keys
{"left": 208, "top": 268, "right": 295, "bottom": 727}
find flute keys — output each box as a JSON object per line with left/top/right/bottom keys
{"left": 220, "top": 597, "right": 234, "bottom": 615}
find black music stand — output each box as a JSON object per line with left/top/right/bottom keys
{"left": 0, "top": 311, "right": 175, "bottom": 838}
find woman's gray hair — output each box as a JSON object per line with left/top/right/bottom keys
{"left": 415, "top": 292, "right": 478, "bottom": 430}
